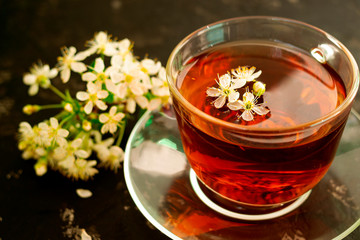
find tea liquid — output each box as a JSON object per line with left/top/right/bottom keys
{"left": 178, "top": 41, "right": 346, "bottom": 127}
{"left": 175, "top": 41, "right": 347, "bottom": 205}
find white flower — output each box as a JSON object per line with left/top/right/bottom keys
{"left": 92, "top": 138, "right": 124, "bottom": 172}
{"left": 206, "top": 73, "right": 240, "bottom": 108}
{"left": 114, "top": 57, "right": 152, "bottom": 93}
{"left": 59, "top": 157, "right": 98, "bottom": 180}
{"left": 23, "top": 62, "right": 58, "bottom": 96}
{"left": 151, "top": 67, "right": 170, "bottom": 97}
{"left": 38, "top": 117, "right": 69, "bottom": 147}
{"left": 76, "top": 82, "right": 109, "bottom": 114}
{"left": 141, "top": 59, "right": 162, "bottom": 75}
{"left": 109, "top": 39, "right": 133, "bottom": 69}
{"left": 231, "top": 66, "right": 262, "bottom": 83}
{"left": 125, "top": 94, "right": 149, "bottom": 113}
{"left": 18, "top": 122, "right": 46, "bottom": 159}
{"left": 92, "top": 135, "right": 114, "bottom": 150}
{"left": 57, "top": 46, "right": 88, "bottom": 83}
{"left": 115, "top": 38, "right": 132, "bottom": 55}
{"left": 99, "top": 146, "right": 124, "bottom": 171}
{"left": 99, "top": 106, "right": 125, "bottom": 134}
{"left": 18, "top": 122, "right": 35, "bottom": 143}
{"left": 227, "top": 92, "right": 269, "bottom": 121}
{"left": 53, "top": 138, "right": 90, "bottom": 163}
{"left": 82, "top": 58, "right": 113, "bottom": 85}
{"left": 86, "top": 31, "right": 117, "bottom": 56}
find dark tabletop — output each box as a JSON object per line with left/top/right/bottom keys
{"left": 1, "top": 0, "right": 360, "bottom": 239}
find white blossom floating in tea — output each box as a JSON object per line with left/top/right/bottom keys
{"left": 206, "top": 66, "right": 269, "bottom": 121}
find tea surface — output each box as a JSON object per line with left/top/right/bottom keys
{"left": 177, "top": 41, "right": 346, "bottom": 127}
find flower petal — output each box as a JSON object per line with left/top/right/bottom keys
{"left": 23, "top": 74, "right": 36, "bottom": 85}
{"left": 84, "top": 101, "right": 93, "bottom": 114}
{"left": 214, "top": 95, "right": 226, "bottom": 108}
{"left": 253, "top": 106, "right": 269, "bottom": 116}
{"left": 56, "top": 137, "right": 68, "bottom": 146}
{"left": 74, "top": 51, "right": 88, "bottom": 61}
{"left": 105, "top": 79, "right": 116, "bottom": 93}
{"left": 243, "top": 92, "right": 254, "bottom": 102}
{"left": 117, "top": 84, "right": 127, "bottom": 98}
{"left": 129, "top": 81, "right": 144, "bottom": 95}
{"left": 114, "top": 113, "right": 125, "bottom": 121}
{"left": 61, "top": 68, "right": 71, "bottom": 83}
{"left": 49, "top": 68, "right": 58, "bottom": 78}
{"left": 101, "top": 124, "right": 109, "bottom": 134}
{"left": 111, "top": 55, "right": 123, "bottom": 67}
{"left": 109, "top": 123, "right": 117, "bottom": 133}
{"left": 148, "top": 98, "right": 161, "bottom": 111}
{"left": 97, "top": 90, "right": 109, "bottom": 99}
{"left": 206, "top": 87, "right": 222, "bottom": 97}
{"left": 248, "top": 66, "right": 256, "bottom": 76}
{"left": 219, "top": 74, "right": 231, "bottom": 88}
{"left": 58, "top": 129, "right": 69, "bottom": 138}
{"left": 71, "top": 62, "right": 87, "bottom": 73}
{"left": 76, "top": 91, "right": 89, "bottom": 101}
{"left": 75, "top": 149, "right": 90, "bottom": 159}
{"left": 99, "top": 114, "right": 109, "bottom": 123}
{"left": 82, "top": 72, "right": 97, "bottom": 82}
{"left": 87, "top": 82, "right": 98, "bottom": 93}
{"left": 126, "top": 98, "right": 136, "bottom": 113}
{"left": 228, "top": 91, "right": 239, "bottom": 103}
{"left": 227, "top": 100, "right": 244, "bottom": 111}
{"left": 109, "top": 106, "right": 117, "bottom": 116}
{"left": 135, "top": 95, "right": 148, "bottom": 109}
{"left": 50, "top": 117, "right": 59, "bottom": 128}
{"left": 94, "top": 58, "right": 105, "bottom": 73}
{"left": 232, "top": 78, "right": 246, "bottom": 89}
{"left": 110, "top": 72, "right": 125, "bottom": 84}
{"left": 251, "top": 70, "right": 262, "bottom": 80}
{"left": 241, "top": 110, "right": 254, "bottom": 121}
{"left": 29, "top": 84, "right": 39, "bottom": 96}
{"left": 95, "top": 100, "right": 108, "bottom": 110}
{"left": 71, "top": 138, "right": 83, "bottom": 148}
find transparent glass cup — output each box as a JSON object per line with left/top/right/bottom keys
{"left": 166, "top": 16, "right": 359, "bottom": 211}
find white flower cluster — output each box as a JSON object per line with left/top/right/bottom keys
{"left": 206, "top": 66, "right": 269, "bottom": 121}
{"left": 18, "top": 32, "right": 171, "bottom": 180}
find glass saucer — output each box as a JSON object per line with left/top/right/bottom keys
{"left": 124, "top": 109, "right": 360, "bottom": 240}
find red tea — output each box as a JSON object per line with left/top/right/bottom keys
{"left": 173, "top": 41, "right": 347, "bottom": 205}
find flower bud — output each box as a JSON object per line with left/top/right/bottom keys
{"left": 253, "top": 81, "right": 266, "bottom": 97}
{"left": 34, "top": 161, "right": 47, "bottom": 176}
{"left": 82, "top": 120, "right": 92, "bottom": 131}
{"left": 23, "top": 105, "right": 40, "bottom": 115}
{"left": 64, "top": 103, "right": 73, "bottom": 112}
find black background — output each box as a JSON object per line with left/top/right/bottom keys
{"left": 0, "top": 0, "right": 360, "bottom": 239}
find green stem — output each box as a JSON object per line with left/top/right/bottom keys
{"left": 59, "top": 113, "right": 74, "bottom": 127}
{"left": 53, "top": 111, "right": 68, "bottom": 120}
{"left": 39, "top": 104, "right": 63, "bottom": 110}
{"left": 116, "top": 120, "right": 126, "bottom": 146}
{"left": 49, "top": 85, "right": 67, "bottom": 100}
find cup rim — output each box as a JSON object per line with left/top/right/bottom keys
{"left": 166, "top": 16, "right": 360, "bottom": 133}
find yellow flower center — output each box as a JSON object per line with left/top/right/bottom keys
{"left": 37, "top": 75, "right": 48, "bottom": 85}
{"left": 97, "top": 73, "right": 107, "bottom": 82}
{"left": 244, "top": 101, "right": 254, "bottom": 110}
{"left": 125, "top": 74, "right": 133, "bottom": 83}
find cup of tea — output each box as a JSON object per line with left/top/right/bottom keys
{"left": 166, "top": 16, "right": 359, "bottom": 212}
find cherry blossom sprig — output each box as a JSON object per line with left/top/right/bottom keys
{"left": 18, "top": 31, "right": 171, "bottom": 180}
{"left": 206, "top": 66, "right": 269, "bottom": 121}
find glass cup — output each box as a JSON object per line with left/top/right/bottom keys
{"left": 166, "top": 16, "right": 359, "bottom": 212}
